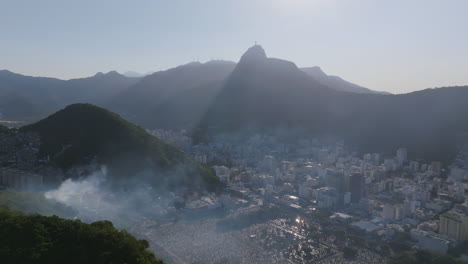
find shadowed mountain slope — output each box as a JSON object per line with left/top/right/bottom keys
{"left": 21, "top": 104, "right": 218, "bottom": 190}
{"left": 199, "top": 45, "right": 468, "bottom": 163}
{"left": 301, "top": 66, "right": 389, "bottom": 94}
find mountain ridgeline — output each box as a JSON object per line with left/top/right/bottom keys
{"left": 0, "top": 57, "right": 377, "bottom": 126}
{"left": 201, "top": 45, "right": 337, "bottom": 130}
{"left": 2, "top": 45, "right": 467, "bottom": 163}
{"left": 300, "top": 66, "right": 389, "bottom": 94}
{"left": 199, "top": 45, "right": 468, "bottom": 163}
{"left": 108, "top": 60, "right": 237, "bottom": 128}
{"left": 0, "top": 70, "right": 140, "bottom": 121}
{"left": 21, "top": 104, "right": 218, "bottom": 191}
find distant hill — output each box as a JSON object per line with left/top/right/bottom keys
{"left": 147, "top": 80, "right": 225, "bottom": 129}
{"left": 0, "top": 70, "right": 139, "bottom": 121}
{"left": 300, "top": 66, "right": 389, "bottom": 94}
{"left": 63, "top": 71, "right": 140, "bottom": 105}
{"left": 21, "top": 104, "right": 218, "bottom": 191}
{"left": 0, "top": 70, "right": 64, "bottom": 120}
{"left": 109, "top": 60, "right": 236, "bottom": 128}
{"left": 0, "top": 207, "right": 163, "bottom": 264}
{"left": 200, "top": 45, "right": 336, "bottom": 131}
{"left": 122, "top": 71, "right": 145, "bottom": 78}
{"left": 199, "top": 45, "right": 468, "bottom": 163}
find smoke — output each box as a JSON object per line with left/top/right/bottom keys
{"left": 44, "top": 165, "right": 175, "bottom": 227}
{"left": 45, "top": 166, "right": 107, "bottom": 207}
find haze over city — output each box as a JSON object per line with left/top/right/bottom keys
{"left": 1, "top": 0, "right": 467, "bottom": 93}
{"left": 2, "top": 1, "right": 468, "bottom": 264}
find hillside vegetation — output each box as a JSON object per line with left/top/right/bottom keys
{"left": 21, "top": 104, "right": 218, "bottom": 191}
{"left": 0, "top": 207, "right": 163, "bottom": 264}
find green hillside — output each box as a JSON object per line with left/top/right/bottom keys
{"left": 21, "top": 103, "right": 218, "bottom": 191}
{"left": 0, "top": 207, "right": 163, "bottom": 264}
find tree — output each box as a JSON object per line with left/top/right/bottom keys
{"left": 0, "top": 207, "right": 164, "bottom": 264}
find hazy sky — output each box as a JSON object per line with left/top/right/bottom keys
{"left": 1, "top": 0, "right": 467, "bottom": 94}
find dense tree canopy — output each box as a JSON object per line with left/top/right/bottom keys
{"left": 0, "top": 207, "right": 163, "bottom": 264}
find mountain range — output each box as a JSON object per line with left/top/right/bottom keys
{"left": 0, "top": 70, "right": 139, "bottom": 121}
{"left": 108, "top": 60, "right": 237, "bottom": 127}
{"left": 0, "top": 56, "right": 380, "bottom": 124}
{"left": 200, "top": 45, "right": 468, "bottom": 163}
{"left": 2, "top": 45, "right": 468, "bottom": 163}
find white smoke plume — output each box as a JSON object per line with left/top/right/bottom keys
{"left": 44, "top": 166, "right": 174, "bottom": 227}
{"left": 45, "top": 166, "right": 107, "bottom": 208}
